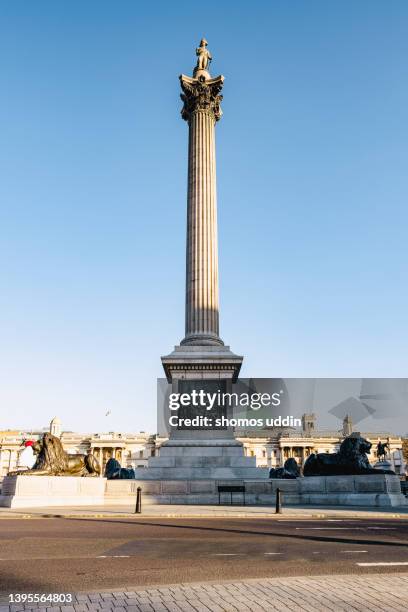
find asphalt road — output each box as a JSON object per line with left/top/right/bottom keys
{"left": 0, "top": 517, "right": 407, "bottom": 594}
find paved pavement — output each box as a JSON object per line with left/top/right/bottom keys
{"left": 0, "top": 504, "right": 407, "bottom": 520}
{"left": 0, "top": 516, "right": 407, "bottom": 594}
{"left": 1, "top": 574, "right": 408, "bottom": 610}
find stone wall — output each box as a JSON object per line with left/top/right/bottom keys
{"left": 105, "top": 475, "right": 407, "bottom": 507}
{"left": 1, "top": 474, "right": 406, "bottom": 508}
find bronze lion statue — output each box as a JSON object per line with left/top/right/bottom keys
{"left": 303, "top": 434, "right": 395, "bottom": 477}
{"left": 8, "top": 432, "right": 101, "bottom": 477}
{"left": 105, "top": 457, "right": 135, "bottom": 480}
{"left": 269, "top": 458, "right": 300, "bottom": 479}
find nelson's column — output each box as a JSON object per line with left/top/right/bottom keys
{"left": 135, "top": 40, "right": 268, "bottom": 483}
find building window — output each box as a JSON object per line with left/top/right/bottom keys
{"left": 262, "top": 450, "right": 266, "bottom": 458}
{"left": 139, "top": 450, "right": 143, "bottom": 458}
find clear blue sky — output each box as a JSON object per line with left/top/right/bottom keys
{"left": 0, "top": 1, "right": 407, "bottom": 434}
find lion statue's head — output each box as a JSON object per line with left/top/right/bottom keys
{"left": 339, "top": 435, "right": 371, "bottom": 458}
{"left": 338, "top": 435, "right": 372, "bottom": 471}
{"left": 33, "top": 432, "right": 68, "bottom": 474}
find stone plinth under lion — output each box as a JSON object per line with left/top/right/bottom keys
{"left": 0, "top": 475, "right": 106, "bottom": 508}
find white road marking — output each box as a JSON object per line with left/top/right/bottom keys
{"left": 340, "top": 550, "right": 368, "bottom": 553}
{"left": 212, "top": 553, "right": 243, "bottom": 556}
{"left": 366, "top": 527, "right": 396, "bottom": 530}
{"left": 295, "top": 527, "right": 351, "bottom": 530}
{"left": 264, "top": 553, "right": 283, "bottom": 555}
{"left": 97, "top": 555, "right": 129, "bottom": 558}
{"left": 277, "top": 520, "right": 363, "bottom": 524}
{"left": 295, "top": 527, "right": 396, "bottom": 531}
{"left": 357, "top": 562, "right": 408, "bottom": 567}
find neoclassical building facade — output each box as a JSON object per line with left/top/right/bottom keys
{"left": 0, "top": 415, "right": 406, "bottom": 483}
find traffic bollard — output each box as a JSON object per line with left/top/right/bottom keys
{"left": 135, "top": 486, "right": 142, "bottom": 514}
{"left": 275, "top": 487, "right": 282, "bottom": 514}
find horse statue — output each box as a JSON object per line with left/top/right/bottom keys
{"left": 376, "top": 441, "right": 389, "bottom": 462}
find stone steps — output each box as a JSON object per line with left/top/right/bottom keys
{"left": 147, "top": 455, "right": 257, "bottom": 468}
{"left": 158, "top": 445, "right": 246, "bottom": 458}
{"left": 132, "top": 466, "right": 269, "bottom": 480}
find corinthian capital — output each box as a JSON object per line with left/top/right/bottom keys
{"left": 179, "top": 74, "right": 224, "bottom": 122}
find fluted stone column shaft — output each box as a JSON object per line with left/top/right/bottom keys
{"left": 184, "top": 108, "right": 220, "bottom": 345}
{"left": 179, "top": 72, "right": 224, "bottom": 346}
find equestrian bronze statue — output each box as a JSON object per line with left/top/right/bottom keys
{"left": 376, "top": 440, "right": 389, "bottom": 462}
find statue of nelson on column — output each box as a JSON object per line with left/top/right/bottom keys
{"left": 195, "top": 38, "right": 212, "bottom": 72}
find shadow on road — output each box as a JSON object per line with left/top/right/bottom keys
{"left": 66, "top": 517, "right": 408, "bottom": 549}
